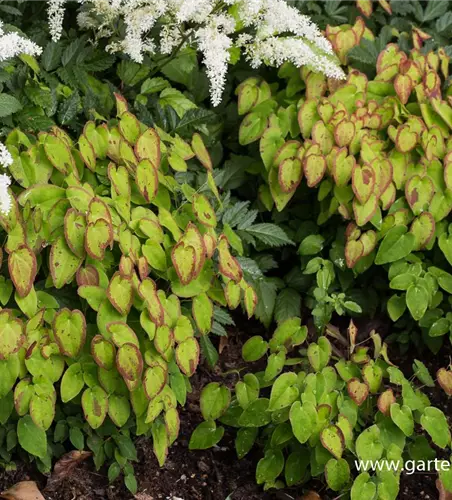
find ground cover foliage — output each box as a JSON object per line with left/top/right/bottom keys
{"left": 0, "top": 0, "right": 451, "bottom": 498}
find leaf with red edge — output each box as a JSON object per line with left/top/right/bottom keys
{"left": 138, "top": 278, "right": 165, "bottom": 326}
{"left": 395, "top": 125, "right": 417, "bottom": 153}
{"left": 437, "top": 368, "right": 452, "bottom": 396}
{"left": 135, "top": 128, "right": 161, "bottom": 167}
{"left": 225, "top": 280, "right": 241, "bottom": 309}
{"left": 394, "top": 74, "right": 413, "bottom": 105}
{"left": 377, "top": 389, "right": 396, "bottom": 416}
{"left": 217, "top": 235, "right": 242, "bottom": 282}
{"left": 91, "top": 335, "right": 115, "bottom": 370}
{"left": 193, "top": 194, "right": 217, "bottom": 228}
{"left": 50, "top": 237, "right": 82, "bottom": 289}
{"left": 334, "top": 120, "right": 355, "bottom": 147}
{"left": 143, "top": 365, "right": 167, "bottom": 400}
{"left": 76, "top": 265, "right": 99, "bottom": 286}
{"left": 352, "top": 164, "right": 376, "bottom": 204}
{"left": 353, "top": 194, "right": 378, "bottom": 227}
{"left": 191, "top": 133, "right": 212, "bottom": 171}
{"left": 116, "top": 343, "right": 143, "bottom": 391}
{"left": 64, "top": 209, "right": 86, "bottom": 258}
{"left": 304, "top": 155, "right": 326, "bottom": 187}
{"left": 405, "top": 175, "right": 434, "bottom": 215}
{"left": 82, "top": 386, "right": 108, "bottom": 429}
{"left": 107, "top": 272, "right": 133, "bottom": 316}
{"left": 347, "top": 378, "right": 369, "bottom": 406}
{"left": 171, "top": 242, "right": 196, "bottom": 285}
{"left": 8, "top": 245, "right": 36, "bottom": 298}
{"left": 85, "top": 218, "right": 113, "bottom": 261}
{"left": 410, "top": 212, "right": 435, "bottom": 250}
{"left": 0, "top": 310, "right": 24, "bottom": 360}
{"left": 53, "top": 308, "right": 86, "bottom": 358}
{"left": 345, "top": 240, "right": 364, "bottom": 268}
{"left": 278, "top": 157, "right": 303, "bottom": 193}
{"left": 136, "top": 159, "right": 158, "bottom": 202}
{"left": 356, "top": 0, "right": 373, "bottom": 17}
{"left": 244, "top": 284, "right": 258, "bottom": 318}
{"left": 176, "top": 337, "right": 200, "bottom": 377}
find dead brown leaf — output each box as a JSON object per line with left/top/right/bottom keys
{"left": 437, "top": 479, "right": 452, "bottom": 500}
{"left": 219, "top": 336, "right": 229, "bottom": 354}
{"left": 300, "top": 491, "right": 321, "bottom": 500}
{"left": 49, "top": 450, "right": 92, "bottom": 483}
{"left": 0, "top": 481, "right": 45, "bottom": 500}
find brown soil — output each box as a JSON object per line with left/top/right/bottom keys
{"left": 0, "top": 318, "right": 450, "bottom": 500}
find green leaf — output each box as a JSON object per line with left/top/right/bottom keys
{"left": 200, "top": 382, "right": 230, "bottom": 420}
{"left": 159, "top": 88, "right": 197, "bottom": 118}
{"left": 189, "top": 420, "right": 224, "bottom": 450}
{"left": 268, "top": 373, "right": 299, "bottom": 411}
{"left": 274, "top": 288, "right": 301, "bottom": 324}
{"left": 375, "top": 226, "right": 415, "bottom": 265}
{"left": 242, "top": 336, "right": 268, "bottom": 362}
{"left": 356, "top": 425, "right": 384, "bottom": 462}
{"left": 245, "top": 223, "right": 294, "bottom": 247}
{"left": 351, "top": 472, "right": 377, "bottom": 500}
{"left": 421, "top": 407, "right": 451, "bottom": 448}
{"left": 325, "top": 458, "right": 350, "bottom": 491}
{"left": 299, "top": 234, "right": 325, "bottom": 255}
{"left": 390, "top": 403, "right": 414, "bottom": 437}
{"left": 289, "top": 401, "right": 317, "bottom": 444}
{"left": 235, "top": 427, "right": 258, "bottom": 459}
{"left": 406, "top": 284, "right": 429, "bottom": 321}
{"left": 17, "top": 415, "right": 47, "bottom": 458}
{"left": 238, "top": 398, "right": 271, "bottom": 427}
{"left": 423, "top": 0, "right": 448, "bottom": 22}
{"left": 256, "top": 449, "right": 284, "bottom": 485}
{"left": 0, "top": 94, "right": 22, "bottom": 117}
{"left": 60, "top": 362, "right": 85, "bottom": 403}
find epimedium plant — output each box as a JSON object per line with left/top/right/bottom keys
{"left": 0, "top": 94, "right": 259, "bottom": 491}
{"left": 191, "top": 317, "right": 452, "bottom": 497}
{"left": 228, "top": 20, "right": 452, "bottom": 349}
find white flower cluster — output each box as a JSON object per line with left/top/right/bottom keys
{"left": 0, "top": 142, "right": 12, "bottom": 215}
{"left": 0, "top": 20, "right": 43, "bottom": 215}
{"left": 0, "top": 21, "right": 42, "bottom": 62}
{"left": 47, "top": 0, "right": 345, "bottom": 106}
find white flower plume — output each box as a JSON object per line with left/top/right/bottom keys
{"left": 48, "top": 0, "right": 345, "bottom": 106}
{"left": 0, "top": 142, "right": 12, "bottom": 215}
{"left": 0, "top": 21, "right": 42, "bottom": 62}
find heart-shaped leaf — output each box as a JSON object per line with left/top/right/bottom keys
{"left": 0, "top": 310, "right": 24, "bottom": 360}
{"left": 85, "top": 218, "right": 113, "bottom": 261}
{"left": 352, "top": 164, "right": 376, "bottom": 204}
{"left": 176, "top": 337, "right": 200, "bottom": 377}
{"left": 304, "top": 154, "right": 326, "bottom": 187}
{"left": 64, "top": 209, "right": 86, "bottom": 258}
{"left": 375, "top": 225, "right": 415, "bottom": 265}
{"left": 81, "top": 386, "right": 108, "bottom": 429}
{"left": 347, "top": 378, "right": 369, "bottom": 406}
{"left": 193, "top": 194, "right": 217, "bottom": 227}
{"left": 143, "top": 365, "right": 167, "bottom": 400}
{"left": 136, "top": 159, "right": 158, "bottom": 202}
{"left": 394, "top": 74, "right": 413, "bottom": 105}
{"left": 395, "top": 125, "right": 417, "bottom": 153}
{"left": 345, "top": 239, "right": 364, "bottom": 268}
{"left": 353, "top": 194, "right": 378, "bottom": 226}
{"left": 405, "top": 175, "right": 434, "bottom": 215}
{"left": 135, "top": 128, "right": 161, "bottom": 167}
{"left": 325, "top": 458, "right": 350, "bottom": 491}
{"left": 107, "top": 272, "right": 133, "bottom": 315}
{"left": 116, "top": 343, "right": 143, "bottom": 391}
{"left": 91, "top": 335, "right": 115, "bottom": 370}
{"left": 437, "top": 368, "right": 452, "bottom": 396}
{"left": 334, "top": 120, "right": 355, "bottom": 147}
{"left": 377, "top": 389, "right": 396, "bottom": 416}
{"left": 321, "top": 425, "right": 345, "bottom": 459}
{"left": 410, "top": 212, "right": 435, "bottom": 250}
{"left": 8, "top": 246, "right": 37, "bottom": 298}
{"left": 278, "top": 157, "right": 303, "bottom": 193}
{"left": 390, "top": 403, "right": 414, "bottom": 436}
{"left": 53, "top": 309, "right": 86, "bottom": 358}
